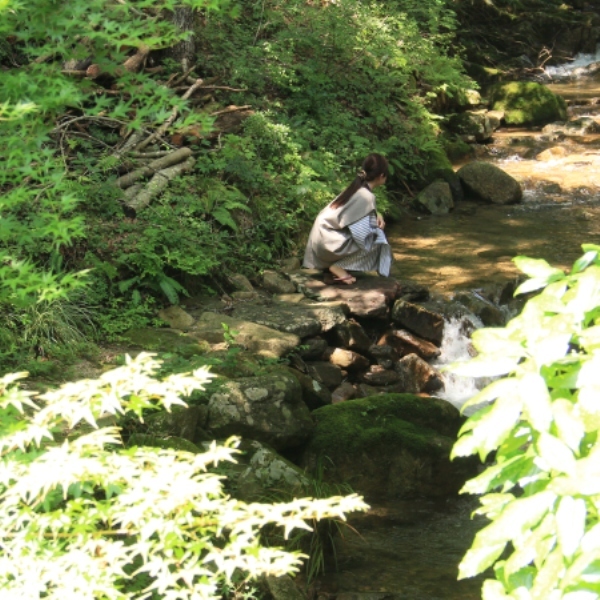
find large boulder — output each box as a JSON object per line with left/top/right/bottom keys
{"left": 413, "top": 180, "right": 454, "bottom": 215}
{"left": 302, "top": 394, "right": 475, "bottom": 500}
{"left": 446, "top": 110, "right": 494, "bottom": 143}
{"left": 488, "top": 81, "right": 567, "bottom": 126}
{"left": 457, "top": 161, "right": 522, "bottom": 205}
{"left": 206, "top": 373, "right": 313, "bottom": 450}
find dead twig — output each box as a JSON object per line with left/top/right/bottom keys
{"left": 210, "top": 104, "right": 252, "bottom": 117}
{"left": 134, "top": 78, "right": 204, "bottom": 152}
{"left": 114, "top": 147, "right": 193, "bottom": 188}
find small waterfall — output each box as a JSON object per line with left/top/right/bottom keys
{"left": 544, "top": 45, "right": 600, "bottom": 78}
{"left": 433, "top": 317, "right": 489, "bottom": 415}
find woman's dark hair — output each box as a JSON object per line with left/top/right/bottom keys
{"left": 331, "top": 153, "right": 389, "bottom": 209}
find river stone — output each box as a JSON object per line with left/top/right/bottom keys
{"left": 489, "top": 81, "right": 567, "bottom": 126}
{"left": 262, "top": 269, "right": 297, "bottom": 294}
{"left": 391, "top": 300, "right": 445, "bottom": 346}
{"left": 454, "top": 291, "right": 506, "bottom": 327}
{"left": 536, "top": 146, "right": 568, "bottom": 161}
{"left": 542, "top": 117, "right": 600, "bottom": 137}
{"left": 157, "top": 305, "right": 195, "bottom": 331}
{"left": 393, "top": 353, "right": 445, "bottom": 394}
{"left": 293, "top": 272, "right": 402, "bottom": 318}
{"left": 332, "top": 381, "right": 357, "bottom": 404}
{"left": 332, "top": 319, "right": 372, "bottom": 354}
{"left": 232, "top": 302, "right": 347, "bottom": 337}
{"left": 457, "top": 161, "right": 522, "bottom": 205}
{"left": 190, "top": 312, "right": 300, "bottom": 359}
{"left": 326, "top": 348, "right": 370, "bottom": 372}
{"left": 413, "top": 180, "right": 454, "bottom": 215}
{"left": 379, "top": 328, "right": 441, "bottom": 360}
{"left": 295, "top": 336, "right": 328, "bottom": 360}
{"left": 235, "top": 440, "right": 310, "bottom": 502}
{"left": 303, "top": 394, "right": 474, "bottom": 500}
{"left": 206, "top": 373, "right": 313, "bottom": 450}
{"left": 359, "top": 365, "right": 402, "bottom": 386}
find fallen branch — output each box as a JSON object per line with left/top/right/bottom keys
{"left": 134, "top": 78, "right": 204, "bottom": 152}
{"left": 126, "top": 156, "right": 196, "bottom": 211}
{"left": 210, "top": 104, "right": 252, "bottom": 117}
{"left": 114, "top": 147, "right": 193, "bottom": 188}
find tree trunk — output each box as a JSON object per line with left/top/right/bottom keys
{"left": 168, "top": 6, "right": 196, "bottom": 71}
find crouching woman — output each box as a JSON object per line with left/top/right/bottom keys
{"left": 303, "top": 153, "right": 393, "bottom": 284}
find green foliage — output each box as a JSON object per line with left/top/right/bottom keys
{"left": 0, "top": 353, "right": 368, "bottom": 598}
{"left": 450, "top": 244, "right": 600, "bottom": 599}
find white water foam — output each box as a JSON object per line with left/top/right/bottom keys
{"left": 545, "top": 45, "right": 600, "bottom": 78}
{"left": 433, "top": 317, "right": 491, "bottom": 415}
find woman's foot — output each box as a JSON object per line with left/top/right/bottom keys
{"left": 328, "top": 266, "right": 356, "bottom": 285}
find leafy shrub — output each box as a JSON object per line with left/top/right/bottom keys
{"left": 0, "top": 353, "right": 368, "bottom": 598}
{"left": 451, "top": 244, "right": 600, "bottom": 599}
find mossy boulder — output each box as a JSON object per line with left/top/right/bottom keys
{"left": 302, "top": 394, "right": 476, "bottom": 501}
{"left": 121, "top": 327, "right": 210, "bottom": 357}
{"left": 488, "top": 82, "right": 567, "bottom": 127}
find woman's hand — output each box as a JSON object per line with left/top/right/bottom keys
{"left": 377, "top": 214, "right": 385, "bottom": 229}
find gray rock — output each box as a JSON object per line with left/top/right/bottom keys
{"left": 233, "top": 301, "right": 347, "bottom": 337}
{"left": 414, "top": 180, "right": 454, "bottom": 215}
{"left": 378, "top": 328, "right": 441, "bottom": 360}
{"left": 145, "top": 405, "right": 208, "bottom": 443}
{"left": 453, "top": 291, "right": 506, "bottom": 327}
{"left": 331, "top": 319, "right": 372, "bottom": 354}
{"left": 295, "top": 336, "right": 328, "bottom": 360}
{"left": 326, "top": 348, "right": 370, "bottom": 372}
{"left": 284, "top": 366, "right": 332, "bottom": 410}
{"left": 190, "top": 312, "right": 300, "bottom": 359}
{"left": 206, "top": 373, "right": 313, "bottom": 450}
{"left": 394, "top": 353, "right": 444, "bottom": 394}
{"left": 446, "top": 110, "right": 494, "bottom": 143}
{"left": 236, "top": 440, "right": 310, "bottom": 502}
{"left": 457, "top": 161, "right": 522, "bottom": 205}
{"left": 266, "top": 575, "right": 306, "bottom": 600}
{"left": 157, "top": 305, "right": 195, "bottom": 331}
{"left": 228, "top": 273, "right": 255, "bottom": 292}
{"left": 391, "top": 300, "right": 445, "bottom": 346}
{"left": 332, "top": 381, "right": 357, "bottom": 404}
{"left": 262, "top": 270, "right": 297, "bottom": 294}
{"left": 542, "top": 117, "right": 600, "bottom": 137}
{"left": 359, "top": 365, "right": 402, "bottom": 386}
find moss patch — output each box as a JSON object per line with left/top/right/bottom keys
{"left": 308, "top": 394, "right": 461, "bottom": 460}
{"left": 489, "top": 82, "right": 567, "bottom": 126}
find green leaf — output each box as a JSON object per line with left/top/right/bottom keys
{"left": 572, "top": 250, "right": 599, "bottom": 274}
{"left": 514, "top": 256, "right": 565, "bottom": 281}
{"left": 556, "top": 496, "right": 586, "bottom": 558}
{"left": 536, "top": 432, "right": 576, "bottom": 475}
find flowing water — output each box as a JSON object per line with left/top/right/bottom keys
{"left": 315, "top": 61, "right": 600, "bottom": 600}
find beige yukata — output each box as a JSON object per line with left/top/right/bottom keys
{"left": 303, "top": 186, "right": 393, "bottom": 276}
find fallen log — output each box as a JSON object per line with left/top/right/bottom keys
{"left": 114, "top": 147, "right": 193, "bottom": 188}
{"left": 126, "top": 156, "right": 195, "bottom": 212}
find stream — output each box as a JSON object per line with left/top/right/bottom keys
{"left": 313, "top": 59, "right": 600, "bottom": 600}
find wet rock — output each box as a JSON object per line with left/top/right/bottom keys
{"left": 262, "top": 270, "right": 297, "bottom": 294}
{"left": 303, "top": 394, "right": 474, "bottom": 500}
{"left": 457, "top": 161, "right": 522, "bottom": 205}
{"left": 393, "top": 353, "right": 445, "bottom": 394}
{"left": 291, "top": 272, "right": 401, "bottom": 318}
{"left": 391, "top": 300, "right": 445, "bottom": 346}
{"left": 190, "top": 312, "right": 301, "bottom": 359}
{"left": 359, "top": 365, "right": 402, "bottom": 386}
{"left": 542, "top": 117, "right": 600, "bottom": 136}
{"left": 332, "top": 319, "right": 372, "bottom": 354}
{"left": 413, "top": 180, "right": 454, "bottom": 215}
{"left": 378, "top": 328, "right": 441, "bottom": 361}
{"left": 368, "top": 344, "right": 394, "bottom": 361}
{"left": 236, "top": 440, "right": 310, "bottom": 502}
{"left": 489, "top": 81, "right": 567, "bottom": 126}
{"left": 332, "top": 381, "right": 357, "bottom": 404}
{"left": 305, "top": 361, "right": 344, "bottom": 390}
{"left": 228, "top": 273, "right": 254, "bottom": 292}
{"left": 536, "top": 146, "right": 568, "bottom": 161}
{"left": 157, "top": 305, "right": 195, "bottom": 331}
{"left": 206, "top": 373, "right": 313, "bottom": 450}
{"left": 453, "top": 290, "right": 506, "bottom": 327}
{"left": 326, "top": 347, "right": 371, "bottom": 372}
